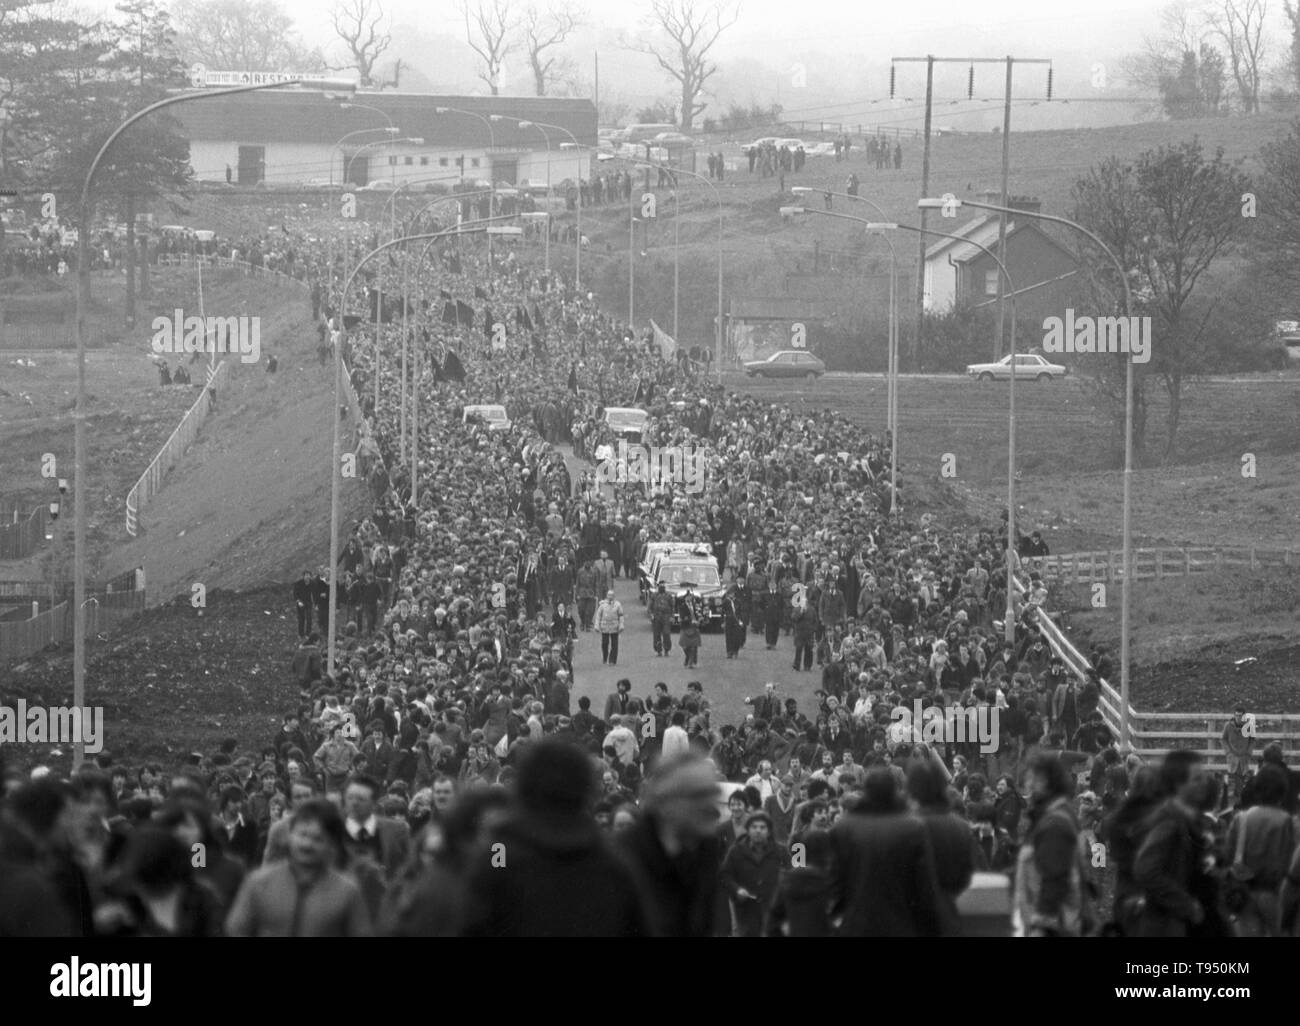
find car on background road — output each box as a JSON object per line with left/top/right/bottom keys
{"left": 462, "top": 404, "right": 511, "bottom": 431}
{"left": 743, "top": 350, "right": 826, "bottom": 380}
{"left": 652, "top": 131, "right": 694, "bottom": 147}
{"left": 965, "top": 353, "right": 1068, "bottom": 382}
{"left": 806, "top": 141, "right": 837, "bottom": 156}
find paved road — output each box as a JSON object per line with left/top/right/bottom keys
{"left": 554, "top": 443, "right": 823, "bottom": 724}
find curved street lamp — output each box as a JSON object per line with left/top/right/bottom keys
{"left": 792, "top": 185, "right": 899, "bottom": 445}
{"left": 72, "top": 76, "right": 356, "bottom": 768}
{"left": 626, "top": 157, "right": 724, "bottom": 380}
{"left": 490, "top": 114, "right": 586, "bottom": 289}
{"left": 326, "top": 217, "right": 513, "bottom": 677}
{"left": 921, "top": 193, "right": 1137, "bottom": 753}
{"left": 333, "top": 126, "right": 399, "bottom": 185}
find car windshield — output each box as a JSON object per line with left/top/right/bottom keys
{"left": 661, "top": 565, "right": 720, "bottom": 587}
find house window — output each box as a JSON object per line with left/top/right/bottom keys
{"left": 984, "top": 269, "right": 1000, "bottom": 296}
{"left": 439, "top": 157, "right": 449, "bottom": 167}
{"left": 420, "top": 156, "right": 429, "bottom": 166}
{"left": 388, "top": 156, "right": 397, "bottom": 166}
{"left": 471, "top": 157, "right": 480, "bottom": 168}
{"left": 404, "top": 155, "right": 414, "bottom": 165}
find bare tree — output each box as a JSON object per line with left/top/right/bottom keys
{"left": 521, "top": 2, "right": 583, "bottom": 96}
{"left": 624, "top": 0, "right": 740, "bottom": 131}
{"left": 330, "top": 0, "right": 391, "bottom": 87}
{"left": 172, "top": 0, "right": 322, "bottom": 70}
{"left": 461, "top": 0, "right": 517, "bottom": 96}
{"left": 1209, "top": 0, "right": 1269, "bottom": 112}
{"left": 1285, "top": 0, "right": 1300, "bottom": 92}
{"left": 1121, "top": 1, "right": 1209, "bottom": 102}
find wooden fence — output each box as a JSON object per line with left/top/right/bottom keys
{"left": 0, "top": 570, "right": 146, "bottom": 666}
{"left": 1026, "top": 546, "right": 1299, "bottom": 585}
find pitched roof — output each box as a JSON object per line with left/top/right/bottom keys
{"left": 923, "top": 214, "right": 1005, "bottom": 262}
{"left": 172, "top": 90, "right": 598, "bottom": 149}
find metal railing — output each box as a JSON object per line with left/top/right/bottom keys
{"left": 0, "top": 506, "right": 47, "bottom": 560}
{"left": 1032, "top": 602, "right": 1300, "bottom": 772}
{"left": 125, "top": 362, "right": 229, "bottom": 536}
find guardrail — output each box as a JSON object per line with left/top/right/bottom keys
{"left": 1028, "top": 546, "right": 1299, "bottom": 585}
{"left": 1031, "top": 601, "right": 1300, "bottom": 773}
{"left": 125, "top": 362, "right": 228, "bottom": 536}
{"left": 0, "top": 506, "right": 47, "bottom": 561}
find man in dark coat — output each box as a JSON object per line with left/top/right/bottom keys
{"left": 720, "top": 810, "right": 782, "bottom": 937}
{"left": 462, "top": 740, "right": 649, "bottom": 937}
{"left": 827, "top": 768, "right": 951, "bottom": 936}
{"left": 618, "top": 755, "right": 721, "bottom": 937}
{"left": 1133, "top": 752, "right": 1223, "bottom": 937}
{"left": 292, "top": 571, "right": 315, "bottom": 637}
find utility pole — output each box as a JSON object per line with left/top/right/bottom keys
{"left": 891, "top": 55, "right": 1051, "bottom": 368}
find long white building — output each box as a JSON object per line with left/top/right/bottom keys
{"left": 172, "top": 90, "right": 597, "bottom": 189}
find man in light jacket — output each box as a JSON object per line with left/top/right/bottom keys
{"left": 595, "top": 590, "right": 625, "bottom": 666}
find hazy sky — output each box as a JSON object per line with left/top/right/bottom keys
{"left": 74, "top": 0, "right": 1300, "bottom": 127}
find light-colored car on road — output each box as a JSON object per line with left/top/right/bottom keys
{"left": 462, "top": 404, "right": 511, "bottom": 431}
{"left": 966, "top": 353, "right": 1068, "bottom": 382}
{"left": 603, "top": 406, "right": 649, "bottom": 441}
{"left": 743, "top": 350, "right": 826, "bottom": 380}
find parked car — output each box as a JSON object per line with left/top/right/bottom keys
{"left": 743, "top": 350, "right": 826, "bottom": 380}
{"left": 965, "top": 353, "right": 1068, "bottom": 382}
{"left": 462, "top": 404, "right": 511, "bottom": 431}
{"left": 806, "top": 141, "right": 837, "bottom": 157}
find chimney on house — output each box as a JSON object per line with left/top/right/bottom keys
{"left": 976, "top": 190, "right": 1041, "bottom": 213}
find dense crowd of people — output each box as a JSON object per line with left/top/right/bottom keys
{"left": 2, "top": 203, "right": 1298, "bottom": 940}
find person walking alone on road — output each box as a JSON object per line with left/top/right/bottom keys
{"left": 650, "top": 581, "right": 675, "bottom": 657}
{"left": 595, "top": 590, "right": 625, "bottom": 666}
{"left": 680, "top": 612, "right": 701, "bottom": 669}
{"left": 576, "top": 561, "right": 599, "bottom": 631}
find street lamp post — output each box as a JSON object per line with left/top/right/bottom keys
{"left": 791, "top": 186, "right": 898, "bottom": 443}
{"left": 782, "top": 204, "right": 899, "bottom": 515}
{"left": 491, "top": 115, "right": 587, "bottom": 289}
{"left": 73, "top": 76, "right": 356, "bottom": 769}
{"left": 438, "top": 107, "right": 497, "bottom": 263}
{"left": 628, "top": 158, "right": 724, "bottom": 380}
{"left": 332, "top": 126, "right": 399, "bottom": 186}
{"left": 787, "top": 210, "right": 1021, "bottom": 641}
{"left": 921, "top": 194, "right": 1136, "bottom": 752}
